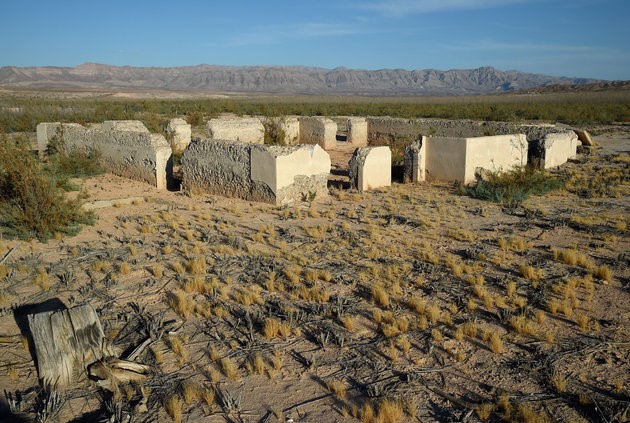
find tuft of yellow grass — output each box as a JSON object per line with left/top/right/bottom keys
{"left": 593, "top": 265, "right": 612, "bottom": 282}
{"left": 164, "top": 395, "right": 184, "bottom": 423}
{"left": 220, "top": 357, "right": 238, "bottom": 380}
{"left": 181, "top": 382, "right": 203, "bottom": 405}
{"left": 263, "top": 317, "right": 281, "bottom": 339}
{"left": 372, "top": 285, "right": 390, "bottom": 307}
{"left": 376, "top": 399, "right": 404, "bottom": 423}
{"left": 327, "top": 379, "right": 347, "bottom": 398}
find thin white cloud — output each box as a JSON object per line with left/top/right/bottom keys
{"left": 445, "top": 40, "right": 618, "bottom": 55}
{"left": 227, "top": 23, "right": 362, "bottom": 47}
{"left": 357, "top": 0, "right": 538, "bottom": 16}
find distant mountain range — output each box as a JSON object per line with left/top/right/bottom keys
{"left": 0, "top": 63, "right": 603, "bottom": 96}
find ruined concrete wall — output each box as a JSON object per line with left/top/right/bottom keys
{"left": 367, "top": 117, "right": 419, "bottom": 146}
{"left": 464, "top": 134, "right": 527, "bottom": 182}
{"left": 424, "top": 137, "right": 468, "bottom": 183}
{"left": 298, "top": 117, "right": 337, "bottom": 149}
{"left": 403, "top": 136, "right": 428, "bottom": 182}
{"left": 347, "top": 117, "right": 368, "bottom": 147}
{"left": 251, "top": 144, "right": 331, "bottom": 204}
{"left": 279, "top": 117, "right": 300, "bottom": 145}
{"left": 348, "top": 146, "right": 392, "bottom": 192}
{"left": 207, "top": 117, "right": 264, "bottom": 144}
{"left": 166, "top": 118, "right": 192, "bottom": 154}
{"left": 529, "top": 131, "right": 579, "bottom": 169}
{"left": 102, "top": 120, "right": 149, "bottom": 133}
{"left": 425, "top": 134, "right": 527, "bottom": 183}
{"left": 366, "top": 116, "right": 559, "bottom": 148}
{"left": 181, "top": 140, "right": 331, "bottom": 205}
{"left": 36, "top": 122, "right": 84, "bottom": 157}
{"left": 62, "top": 125, "right": 172, "bottom": 189}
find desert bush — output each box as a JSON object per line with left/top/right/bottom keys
{"left": 262, "top": 117, "right": 288, "bottom": 145}
{"left": 464, "top": 166, "right": 562, "bottom": 206}
{"left": 0, "top": 135, "right": 95, "bottom": 240}
{"left": 45, "top": 126, "right": 104, "bottom": 178}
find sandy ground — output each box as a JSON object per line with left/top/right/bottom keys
{"left": 0, "top": 132, "right": 628, "bottom": 423}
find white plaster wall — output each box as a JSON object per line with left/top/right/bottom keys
{"left": 464, "top": 134, "right": 527, "bottom": 183}
{"left": 250, "top": 144, "right": 331, "bottom": 194}
{"left": 359, "top": 146, "right": 391, "bottom": 191}
{"left": 424, "top": 137, "right": 467, "bottom": 182}
{"left": 207, "top": 117, "right": 264, "bottom": 144}
{"left": 541, "top": 132, "right": 579, "bottom": 169}
{"left": 347, "top": 117, "right": 368, "bottom": 147}
{"left": 167, "top": 118, "right": 192, "bottom": 154}
{"left": 37, "top": 122, "right": 61, "bottom": 157}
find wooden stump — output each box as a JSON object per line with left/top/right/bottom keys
{"left": 27, "top": 303, "right": 108, "bottom": 389}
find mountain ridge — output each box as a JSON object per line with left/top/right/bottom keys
{"left": 0, "top": 63, "right": 603, "bottom": 96}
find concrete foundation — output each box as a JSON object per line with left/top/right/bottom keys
{"left": 102, "top": 120, "right": 149, "bottom": 133}
{"left": 529, "top": 131, "right": 579, "bottom": 169}
{"left": 348, "top": 146, "right": 392, "bottom": 192}
{"left": 347, "top": 117, "right": 368, "bottom": 147}
{"left": 403, "top": 134, "right": 527, "bottom": 184}
{"left": 53, "top": 124, "right": 172, "bottom": 189}
{"left": 36, "top": 122, "right": 83, "bottom": 157}
{"left": 207, "top": 117, "right": 264, "bottom": 144}
{"left": 166, "top": 118, "right": 192, "bottom": 154}
{"left": 299, "top": 117, "right": 337, "bottom": 150}
{"left": 181, "top": 140, "right": 331, "bottom": 205}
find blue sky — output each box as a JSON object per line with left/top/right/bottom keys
{"left": 1, "top": 0, "right": 629, "bottom": 80}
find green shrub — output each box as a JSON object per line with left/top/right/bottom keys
{"left": 0, "top": 135, "right": 95, "bottom": 240}
{"left": 464, "top": 166, "right": 562, "bottom": 207}
{"left": 262, "top": 117, "right": 288, "bottom": 145}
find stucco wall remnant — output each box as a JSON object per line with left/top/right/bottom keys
{"left": 101, "top": 120, "right": 149, "bottom": 133}
{"left": 166, "top": 118, "right": 192, "bottom": 154}
{"left": 181, "top": 140, "right": 330, "bottom": 204}
{"left": 207, "top": 117, "right": 264, "bottom": 144}
{"left": 298, "top": 117, "right": 337, "bottom": 150}
{"left": 529, "top": 131, "right": 579, "bottom": 169}
{"left": 348, "top": 146, "right": 392, "bottom": 192}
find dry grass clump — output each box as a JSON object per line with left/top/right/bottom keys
{"left": 510, "top": 315, "right": 537, "bottom": 336}
{"left": 118, "top": 261, "right": 131, "bottom": 275}
{"left": 220, "top": 357, "right": 239, "bottom": 380}
{"left": 372, "top": 284, "right": 390, "bottom": 307}
{"left": 167, "top": 290, "right": 195, "bottom": 319}
{"left": 33, "top": 267, "right": 50, "bottom": 291}
{"left": 375, "top": 399, "right": 404, "bottom": 423}
{"left": 519, "top": 264, "right": 542, "bottom": 281}
{"left": 551, "top": 247, "right": 596, "bottom": 270}
{"left": 327, "top": 379, "right": 347, "bottom": 398}
{"left": 593, "top": 265, "right": 612, "bottom": 281}
{"left": 164, "top": 395, "right": 184, "bottom": 423}
{"left": 168, "top": 335, "right": 189, "bottom": 362}
{"left": 181, "top": 381, "right": 203, "bottom": 405}
{"left": 186, "top": 256, "right": 207, "bottom": 275}
{"left": 475, "top": 403, "right": 495, "bottom": 421}
{"left": 234, "top": 285, "right": 264, "bottom": 306}
{"left": 263, "top": 317, "right": 281, "bottom": 339}
{"left": 487, "top": 330, "right": 504, "bottom": 354}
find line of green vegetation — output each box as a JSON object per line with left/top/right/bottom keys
{"left": 0, "top": 91, "right": 628, "bottom": 133}
{"left": 0, "top": 134, "right": 100, "bottom": 241}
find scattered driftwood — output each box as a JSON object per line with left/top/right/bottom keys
{"left": 88, "top": 357, "right": 151, "bottom": 391}
{"left": 27, "top": 303, "right": 111, "bottom": 389}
